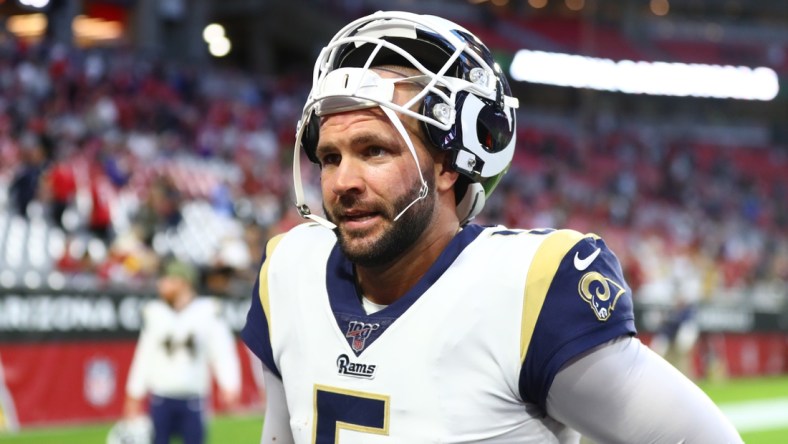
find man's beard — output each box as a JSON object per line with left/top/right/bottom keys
{"left": 325, "top": 174, "right": 436, "bottom": 268}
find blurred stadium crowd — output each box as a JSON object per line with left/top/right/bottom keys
{"left": 0, "top": 16, "right": 786, "bottom": 313}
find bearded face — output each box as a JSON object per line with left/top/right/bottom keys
{"left": 325, "top": 169, "right": 436, "bottom": 268}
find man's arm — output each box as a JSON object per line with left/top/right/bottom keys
{"left": 546, "top": 336, "right": 742, "bottom": 444}
{"left": 207, "top": 303, "right": 242, "bottom": 408}
{"left": 260, "top": 366, "right": 294, "bottom": 444}
{"left": 124, "top": 321, "right": 154, "bottom": 417}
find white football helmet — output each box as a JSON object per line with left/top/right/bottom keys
{"left": 293, "top": 10, "right": 519, "bottom": 226}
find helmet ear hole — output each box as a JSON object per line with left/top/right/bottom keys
{"left": 474, "top": 98, "right": 515, "bottom": 153}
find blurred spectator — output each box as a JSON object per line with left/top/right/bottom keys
{"left": 209, "top": 178, "right": 235, "bottom": 219}
{"left": 96, "top": 228, "right": 159, "bottom": 287}
{"left": 56, "top": 235, "right": 98, "bottom": 283}
{"left": 0, "top": 25, "right": 784, "bottom": 312}
{"left": 201, "top": 264, "right": 236, "bottom": 298}
{"left": 649, "top": 300, "right": 700, "bottom": 378}
{"left": 41, "top": 145, "right": 78, "bottom": 230}
{"left": 134, "top": 175, "right": 183, "bottom": 247}
{"left": 8, "top": 136, "right": 47, "bottom": 218}
{"left": 87, "top": 161, "right": 116, "bottom": 243}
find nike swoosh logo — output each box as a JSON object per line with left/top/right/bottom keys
{"left": 574, "top": 248, "right": 601, "bottom": 271}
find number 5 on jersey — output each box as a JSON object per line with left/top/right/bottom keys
{"left": 313, "top": 385, "right": 390, "bottom": 443}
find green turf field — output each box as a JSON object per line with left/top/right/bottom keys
{"left": 0, "top": 414, "right": 264, "bottom": 444}
{"left": 1, "top": 375, "right": 786, "bottom": 443}
{"left": 699, "top": 375, "right": 788, "bottom": 444}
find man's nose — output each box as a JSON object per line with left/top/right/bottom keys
{"left": 331, "top": 158, "right": 366, "bottom": 196}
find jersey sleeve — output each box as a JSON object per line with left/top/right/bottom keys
{"left": 241, "top": 234, "right": 286, "bottom": 379}
{"left": 125, "top": 302, "right": 156, "bottom": 398}
{"left": 206, "top": 300, "right": 242, "bottom": 394}
{"left": 518, "top": 229, "right": 636, "bottom": 413}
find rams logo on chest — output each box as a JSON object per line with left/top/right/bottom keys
{"left": 336, "top": 354, "right": 377, "bottom": 379}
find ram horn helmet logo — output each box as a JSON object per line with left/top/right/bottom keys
{"left": 578, "top": 272, "right": 626, "bottom": 321}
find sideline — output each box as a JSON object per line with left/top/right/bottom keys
{"left": 719, "top": 397, "right": 788, "bottom": 433}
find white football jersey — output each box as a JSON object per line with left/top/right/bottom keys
{"left": 127, "top": 297, "right": 240, "bottom": 399}
{"left": 243, "top": 223, "right": 635, "bottom": 443}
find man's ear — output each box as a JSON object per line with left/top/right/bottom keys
{"left": 434, "top": 153, "right": 459, "bottom": 193}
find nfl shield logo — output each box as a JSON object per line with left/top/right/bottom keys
{"left": 345, "top": 321, "right": 380, "bottom": 352}
{"left": 84, "top": 357, "right": 117, "bottom": 407}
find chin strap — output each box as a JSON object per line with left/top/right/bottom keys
{"left": 379, "top": 106, "right": 429, "bottom": 221}
{"left": 293, "top": 121, "right": 337, "bottom": 230}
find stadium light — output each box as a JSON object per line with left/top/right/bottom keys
{"left": 18, "top": 0, "right": 50, "bottom": 8}
{"left": 7, "top": 13, "right": 122, "bottom": 43}
{"left": 203, "top": 23, "right": 231, "bottom": 58}
{"left": 6, "top": 13, "right": 47, "bottom": 38}
{"left": 208, "top": 37, "right": 231, "bottom": 57}
{"left": 510, "top": 49, "right": 780, "bottom": 101}
{"left": 72, "top": 15, "right": 123, "bottom": 41}
{"left": 202, "top": 23, "right": 225, "bottom": 43}
{"left": 565, "top": 0, "right": 584, "bottom": 12}
{"left": 650, "top": 0, "right": 670, "bottom": 16}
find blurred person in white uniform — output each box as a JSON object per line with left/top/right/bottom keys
{"left": 123, "top": 258, "right": 241, "bottom": 444}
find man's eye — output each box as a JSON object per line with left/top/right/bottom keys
{"left": 368, "top": 146, "right": 387, "bottom": 157}
{"left": 320, "top": 153, "right": 340, "bottom": 166}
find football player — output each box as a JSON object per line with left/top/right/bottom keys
{"left": 242, "top": 10, "right": 742, "bottom": 443}
{"left": 124, "top": 259, "right": 241, "bottom": 444}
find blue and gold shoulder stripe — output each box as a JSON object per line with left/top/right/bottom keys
{"left": 517, "top": 229, "right": 636, "bottom": 413}
{"left": 241, "top": 232, "right": 287, "bottom": 379}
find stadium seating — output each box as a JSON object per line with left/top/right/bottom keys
{"left": 0, "top": 23, "right": 785, "bottom": 310}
